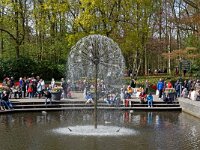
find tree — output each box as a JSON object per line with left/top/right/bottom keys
{"left": 0, "top": 0, "right": 26, "bottom": 58}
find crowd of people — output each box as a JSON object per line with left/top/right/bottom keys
{"left": 117, "top": 79, "right": 154, "bottom": 107}
{"left": 1, "top": 74, "right": 199, "bottom": 110}
{"left": 82, "top": 77, "right": 200, "bottom": 107}
{"left": 156, "top": 78, "right": 200, "bottom": 101}
{"left": 0, "top": 75, "right": 72, "bottom": 110}
{"left": 119, "top": 78, "right": 200, "bottom": 107}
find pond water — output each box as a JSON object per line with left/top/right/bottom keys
{"left": 0, "top": 110, "right": 200, "bottom": 150}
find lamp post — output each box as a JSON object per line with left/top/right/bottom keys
{"left": 94, "top": 58, "right": 98, "bottom": 129}
{"left": 88, "top": 45, "right": 100, "bottom": 129}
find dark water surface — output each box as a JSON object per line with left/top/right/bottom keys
{"left": 0, "top": 110, "right": 199, "bottom": 150}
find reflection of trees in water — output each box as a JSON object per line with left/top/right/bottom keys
{"left": 0, "top": 114, "right": 15, "bottom": 129}
{"left": 62, "top": 110, "right": 123, "bottom": 126}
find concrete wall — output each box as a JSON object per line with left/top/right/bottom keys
{"left": 178, "top": 98, "right": 200, "bottom": 118}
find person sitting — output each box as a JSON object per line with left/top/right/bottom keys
{"left": 113, "top": 93, "right": 121, "bottom": 106}
{"left": 1, "top": 90, "right": 13, "bottom": 110}
{"left": 13, "top": 86, "right": 22, "bottom": 99}
{"left": 194, "top": 80, "right": 200, "bottom": 91}
{"left": 181, "top": 88, "right": 188, "bottom": 98}
{"left": 104, "top": 94, "right": 117, "bottom": 105}
{"left": 120, "top": 87, "right": 125, "bottom": 101}
{"left": 0, "top": 101, "right": 5, "bottom": 110}
{"left": 105, "top": 93, "right": 121, "bottom": 106}
{"left": 189, "top": 89, "right": 199, "bottom": 101}
{"left": 139, "top": 89, "right": 147, "bottom": 104}
{"left": 197, "top": 90, "right": 200, "bottom": 101}
{"left": 147, "top": 93, "right": 153, "bottom": 107}
{"left": 124, "top": 91, "right": 131, "bottom": 107}
{"left": 44, "top": 89, "right": 52, "bottom": 104}
{"left": 85, "top": 92, "right": 94, "bottom": 104}
{"left": 127, "top": 85, "right": 133, "bottom": 98}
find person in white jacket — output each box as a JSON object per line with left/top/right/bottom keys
{"left": 189, "top": 89, "right": 199, "bottom": 101}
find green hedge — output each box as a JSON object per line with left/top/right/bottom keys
{"left": 0, "top": 57, "right": 66, "bottom": 81}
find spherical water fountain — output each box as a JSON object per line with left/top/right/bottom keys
{"left": 67, "top": 34, "right": 125, "bottom": 88}
{"left": 56, "top": 34, "right": 133, "bottom": 136}
{"left": 68, "top": 34, "right": 125, "bottom": 128}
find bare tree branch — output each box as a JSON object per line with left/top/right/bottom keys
{"left": 0, "top": 28, "right": 17, "bottom": 41}
{"left": 183, "top": 0, "right": 199, "bottom": 11}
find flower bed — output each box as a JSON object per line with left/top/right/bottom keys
{"left": 51, "top": 86, "right": 63, "bottom": 93}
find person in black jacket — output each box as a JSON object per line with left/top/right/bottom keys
{"left": 1, "top": 90, "right": 13, "bottom": 110}
{"left": 44, "top": 89, "right": 52, "bottom": 105}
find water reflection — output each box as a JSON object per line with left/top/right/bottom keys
{"left": 0, "top": 111, "right": 199, "bottom": 150}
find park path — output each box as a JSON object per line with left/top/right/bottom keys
{"left": 9, "top": 91, "right": 164, "bottom": 103}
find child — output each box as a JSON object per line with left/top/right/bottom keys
{"left": 27, "top": 84, "right": 33, "bottom": 98}
{"left": 85, "top": 92, "right": 94, "bottom": 104}
{"left": 127, "top": 85, "right": 133, "bottom": 98}
{"left": 147, "top": 93, "right": 153, "bottom": 107}
{"left": 44, "top": 89, "right": 52, "bottom": 105}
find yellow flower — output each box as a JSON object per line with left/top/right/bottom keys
{"left": 51, "top": 87, "right": 63, "bottom": 93}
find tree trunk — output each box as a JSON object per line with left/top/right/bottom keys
{"left": 0, "top": 31, "right": 3, "bottom": 58}
{"left": 15, "top": 0, "right": 20, "bottom": 58}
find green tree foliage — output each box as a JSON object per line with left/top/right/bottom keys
{"left": 0, "top": 0, "right": 199, "bottom": 80}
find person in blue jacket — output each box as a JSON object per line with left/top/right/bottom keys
{"left": 147, "top": 93, "right": 153, "bottom": 107}
{"left": 157, "top": 78, "right": 164, "bottom": 100}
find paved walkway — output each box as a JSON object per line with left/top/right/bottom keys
{"left": 10, "top": 92, "right": 85, "bottom": 103}
{"left": 9, "top": 91, "right": 171, "bottom": 103}
{"left": 178, "top": 97, "right": 200, "bottom": 118}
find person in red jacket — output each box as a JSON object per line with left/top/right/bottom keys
{"left": 139, "top": 89, "right": 147, "bottom": 104}
{"left": 167, "top": 81, "right": 173, "bottom": 88}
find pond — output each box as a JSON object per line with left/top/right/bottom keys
{"left": 0, "top": 110, "right": 199, "bottom": 150}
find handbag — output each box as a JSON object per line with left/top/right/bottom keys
{"left": 156, "top": 90, "right": 159, "bottom": 96}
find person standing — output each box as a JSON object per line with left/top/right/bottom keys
{"left": 22, "top": 77, "right": 27, "bottom": 98}
{"left": 157, "top": 79, "right": 164, "bottom": 100}
{"left": 10, "top": 77, "right": 15, "bottom": 88}
{"left": 183, "top": 69, "right": 187, "bottom": 77}
{"left": 41, "top": 79, "right": 45, "bottom": 97}
{"left": 27, "top": 83, "right": 33, "bottom": 98}
{"left": 37, "top": 79, "right": 42, "bottom": 98}
{"left": 130, "top": 79, "right": 136, "bottom": 88}
{"left": 145, "top": 80, "right": 149, "bottom": 94}
{"left": 174, "top": 80, "right": 180, "bottom": 97}
{"left": 51, "top": 78, "right": 56, "bottom": 89}
{"left": 167, "top": 81, "right": 173, "bottom": 88}
{"left": 61, "top": 78, "right": 68, "bottom": 99}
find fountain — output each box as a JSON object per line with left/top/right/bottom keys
{"left": 67, "top": 34, "right": 126, "bottom": 130}
{"left": 52, "top": 125, "right": 136, "bottom": 136}
{"left": 1, "top": 110, "right": 200, "bottom": 149}
{"left": 67, "top": 34, "right": 125, "bottom": 87}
